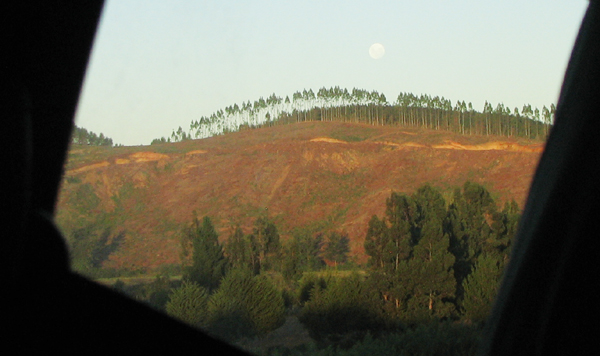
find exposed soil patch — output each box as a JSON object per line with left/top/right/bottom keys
{"left": 129, "top": 152, "right": 169, "bottom": 162}
{"left": 66, "top": 161, "right": 110, "bottom": 174}
{"left": 431, "top": 141, "right": 543, "bottom": 153}
{"left": 309, "top": 137, "right": 348, "bottom": 144}
{"left": 185, "top": 149, "right": 208, "bottom": 156}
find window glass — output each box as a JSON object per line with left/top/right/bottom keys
{"left": 56, "top": 1, "right": 587, "bottom": 353}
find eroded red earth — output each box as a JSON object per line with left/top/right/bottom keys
{"left": 56, "top": 121, "right": 544, "bottom": 271}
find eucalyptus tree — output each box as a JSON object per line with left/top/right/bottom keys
{"left": 351, "top": 88, "right": 361, "bottom": 122}
{"left": 317, "top": 87, "right": 327, "bottom": 121}
{"left": 521, "top": 104, "right": 533, "bottom": 138}
{"left": 342, "top": 87, "right": 351, "bottom": 119}
{"left": 385, "top": 192, "right": 416, "bottom": 271}
{"left": 483, "top": 101, "right": 493, "bottom": 136}
{"left": 274, "top": 93, "right": 283, "bottom": 120}
{"left": 299, "top": 89, "right": 309, "bottom": 121}
{"left": 252, "top": 100, "right": 261, "bottom": 126}
{"left": 494, "top": 103, "right": 505, "bottom": 136}
{"left": 307, "top": 88, "right": 316, "bottom": 120}
{"left": 442, "top": 97, "right": 452, "bottom": 131}
{"left": 233, "top": 103, "right": 242, "bottom": 129}
{"left": 396, "top": 93, "right": 406, "bottom": 126}
{"left": 468, "top": 102, "right": 474, "bottom": 135}
{"left": 513, "top": 107, "right": 520, "bottom": 137}
{"left": 454, "top": 100, "right": 464, "bottom": 134}
{"left": 378, "top": 92, "right": 388, "bottom": 125}
{"left": 283, "top": 95, "right": 291, "bottom": 115}
{"left": 291, "top": 92, "right": 301, "bottom": 122}
{"left": 364, "top": 215, "right": 390, "bottom": 271}
{"left": 503, "top": 105, "right": 512, "bottom": 137}
{"left": 534, "top": 107, "right": 541, "bottom": 139}
{"left": 333, "top": 86, "right": 344, "bottom": 119}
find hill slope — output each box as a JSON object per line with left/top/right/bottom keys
{"left": 55, "top": 121, "right": 543, "bottom": 272}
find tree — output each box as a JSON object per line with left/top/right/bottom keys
{"left": 165, "top": 280, "right": 210, "bottom": 327}
{"left": 207, "top": 268, "right": 285, "bottom": 340}
{"left": 404, "top": 216, "right": 456, "bottom": 322}
{"left": 282, "top": 231, "right": 324, "bottom": 281}
{"left": 250, "top": 216, "right": 281, "bottom": 271}
{"left": 71, "top": 125, "right": 114, "bottom": 146}
{"left": 385, "top": 192, "right": 416, "bottom": 270}
{"left": 182, "top": 215, "right": 228, "bottom": 291}
{"left": 461, "top": 254, "right": 504, "bottom": 322}
{"left": 299, "top": 273, "right": 392, "bottom": 344}
{"left": 324, "top": 231, "right": 350, "bottom": 267}
{"left": 445, "top": 182, "right": 502, "bottom": 304}
{"left": 364, "top": 215, "right": 389, "bottom": 270}
{"left": 412, "top": 184, "right": 446, "bottom": 232}
{"left": 224, "top": 226, "right": 259, "bottom": 274}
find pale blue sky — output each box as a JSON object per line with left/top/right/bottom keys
{"left": 75, "top": 0, "right": 588, "bottom": 146}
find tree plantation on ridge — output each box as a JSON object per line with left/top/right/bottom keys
{"left": 155, "top": 87, "right": 554, "bottom": 144}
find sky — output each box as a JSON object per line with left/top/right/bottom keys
{"left": 74, "top": 0, "right": 589, "bottom": 146}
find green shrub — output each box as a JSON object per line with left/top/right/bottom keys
{"left": 207, "top": 268, "right": 286, "bottom": 341}
{"left": 266, "top": 322, "right": 481, "bottom": 356}
{"left": 165, "top": 280, "right": 210, "bottom": 327}
{"left": 299, "top": 273, "right": 394, "bottom": 347}
{"left": 296, "top": 274, "right": 327, "bottom": 306}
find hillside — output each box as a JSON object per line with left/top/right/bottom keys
{"left": 55, "top": 121, "right": 543, "bottom": 273}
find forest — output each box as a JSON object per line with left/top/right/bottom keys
{"left": 155, "top": 86, "right": 555, "bottom": 144}
{"left": 109, "top": 181, "right": 519, "bottom": 355}
{"left": 70, "top": 125, "right": 116, "bottom": 146}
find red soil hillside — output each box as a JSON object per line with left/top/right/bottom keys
{"left": 55, "top": 121, "right": 544, "bottom": 272}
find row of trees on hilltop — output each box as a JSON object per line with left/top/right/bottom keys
{"left": 71, "top": 125, "right": 115, "bottom": 146}
{"left": 156, "top": 86, "right": 555, "bottom": 144}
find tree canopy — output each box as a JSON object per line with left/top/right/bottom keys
{"left": 182, "top": 216, "right": 228, "bottom": 291}
{"left": 158, "top": 86, "right": 555, "bottom": 143}
{"left": 71, "top": 125, "right": 114, "bottom": 146}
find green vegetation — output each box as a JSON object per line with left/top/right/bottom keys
{"left": 71, "top": 125, "right": 115, "bottom": 146}
{"left": 299, "top": 273, "right": 393, "bottom": 347}
{"left": 158, "top": 86, "right": 555, "bottom": 143}
{"left": 181, "top": 215, "right": 228, "bottom": 291}
{"left": 267, "top": 322, "right": 481, "bottom": 356}
{"left": 207, "top": 268, "right": 286, "bottom": 341}
{"left": 363, "top": 182, "right": 516, "bottom": 326}
{"left": 68, "top": 224, "right": 125, "bottom": 277}
{"left": 165, "top": 280, "right": 210, "bottom": 327}
{"left": 323, "top": 232, "right": 350, "bottom": 267}
{"left": 61, "top": 180, "right": 518, "bottom": 354}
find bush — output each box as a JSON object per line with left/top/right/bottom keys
{"left": 165, "top": 280, "right": 210, "bottom": 327}
{"left": 207, "top": 268, "right": 286, "bottom": 341}
{"left": 296, "top": 274, "right": 327, "bottom": 306}
{"left": 299, "top": 273, "right": 395, "bottom": 347}
{"left": 267, "top": 322, "right": 481, "bottom": 356}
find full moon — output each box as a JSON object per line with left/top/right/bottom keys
{"left": 369, "top": 43, "right": 385, "bottom": 59}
